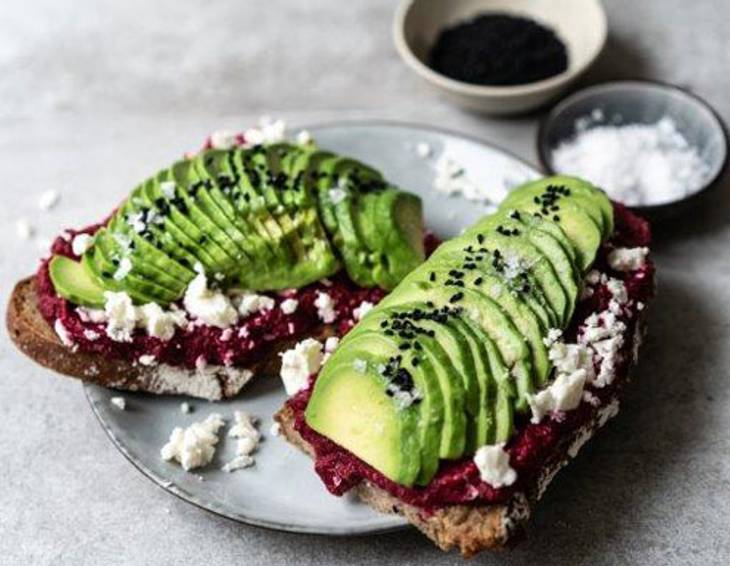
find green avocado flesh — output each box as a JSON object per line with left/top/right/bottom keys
{"left": 305, "top": 176, "right": 613, "bottom": 487}
{"left": 49, "top": 141, "right": 425, "bottom": 306}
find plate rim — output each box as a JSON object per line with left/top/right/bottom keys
{"left": 83, "top": 119, "right": 542, "bottom": 536}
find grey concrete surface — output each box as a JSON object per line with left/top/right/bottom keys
{"left": 1, "top": 1, "right": 729, "bottom": 564}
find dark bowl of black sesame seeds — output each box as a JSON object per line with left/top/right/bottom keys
{"left": 393, "top": 0, "right": 607, "bottom": 115}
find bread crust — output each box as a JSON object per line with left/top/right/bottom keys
{"left": 274, "top": 314, "right": 647, "bottom": 557}
{"left": 6, "top": 276, "right": 328, "bottom": 400}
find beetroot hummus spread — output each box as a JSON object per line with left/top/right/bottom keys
{"left": 286, "top": 204, "right": 655, "bottom": 511}
{"left": 37, "top": 228, "right": 439, "bottom": 369}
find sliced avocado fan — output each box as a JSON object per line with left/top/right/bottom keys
{"left": 305, "top": 176, "right": 614, "bottom": 487}
{"left": 49, "top": 141, "right": 426, "bottom": 308}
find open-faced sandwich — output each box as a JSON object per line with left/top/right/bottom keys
{"left": 7, "top": 125, "right": 654, "bottom": 556}
{"left": 7, "top": 129, "right": 426, "bottom": 399}
{"left": 275, "top": 176, "right": 655, "bottom": 556}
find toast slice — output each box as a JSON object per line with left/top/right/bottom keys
{"left": 7, "top": 276, "right": 329, "bottom": 400}
{"left": 274, "top": 313, "right": 646, "bottom": 557}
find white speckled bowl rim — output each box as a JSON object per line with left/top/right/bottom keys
{"left": 84, "top": 120, "right": 541, "bottom": 536}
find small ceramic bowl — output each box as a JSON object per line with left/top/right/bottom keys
{"left": 538, "top": 80, "right": 729, "bottom": 221}
{"left": 393, "top": 0, "right": 607, "bottom": 115}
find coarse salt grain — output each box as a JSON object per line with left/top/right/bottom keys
{"left": 552, "top": 116, "right": 710, "bottom": 206}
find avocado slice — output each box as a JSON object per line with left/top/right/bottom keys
{"left": 503, "top": 175, "right": 614, "bottom": 238}
{"left": 467, "top": 211, "right": 581, "bottom": 325}
{"left": 231, "top": 147, "right": 298, "bottom": 267}
{"left": 322, "top": 329, "right": 444, "bottom": 486}
{"left": 82, "top": 246, "right": 165, "bottom": 305}
{"left": 378, "top": 284, "right": 524, "bottom": 405}
{"left": 347, "top": 304, "right": 469, "bottom": 460}
{"left": 499, "top": 183, "right": 604, "bottom": 272}
{"left": 355, "top": 189, "right": 425, "bottom": 289}
{"left": 432, "top": 228, "right": 569, "bottom": 329}
{"left": 193, "top": 149, "right": 282, "bottom": 266}
{"left": 305, "top": 350, "right": 422, "bottom": 487}
{"left": 50, "top": 255, "right": 106, "bottom": 308}
{"left": 93, "top": 228, "right": 188, "bottom": 298}
{"left": 315, "top": 156, "right": 379, "bottom": 287}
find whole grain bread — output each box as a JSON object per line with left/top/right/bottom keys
{"left": 6, "top": 276, "right": 330, "bottom": 400}
{"left": 274, "top": 315, "right": 647, "bottom": 557}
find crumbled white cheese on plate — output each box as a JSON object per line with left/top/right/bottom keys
{"left": 222, "top": 411, "right": 261, "bottom": 472}
{"left": 160, "top": 413, "right": 225, "bottom": 471}
{"left": 416, "top": 142, "right": 432, "bottom": 159}
{"left": 38, "top": 190, "right": 60, "bottom": 211}
{"left": 110, "top": 396, "right": 126, "bottom": 410}
{"left": 16, "top": 218, "right": 34, "bottom": 240}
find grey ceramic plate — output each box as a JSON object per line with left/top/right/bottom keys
{"left": 84, "top": 121, "right": 540, "bottom": 535}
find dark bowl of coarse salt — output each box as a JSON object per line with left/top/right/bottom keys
{"left": 538, "top": 81, "right": 729, "bottom": 222}
{"left": 393, "top": 0, "right": 607, "bottom": 115}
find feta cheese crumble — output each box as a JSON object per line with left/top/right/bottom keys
{"left": 222, "top": 411, "right": 261, "bottom": 472}
{"left": 138, "top": 354, "right": 157, "bottom": 366}
{"left": 103, "top": 291, "right": 138, "bottom": 342}
{"left": 473, "top": 444, "right": 517, "bottom": 488}
{"left": 16, "top": 218, "right": 34, "bottom": 240}
{"left": 244, "top": 117, "right": 287, "bottom": 146}
{"left": 314, "top": 292, "right": 337, "bottom": 324}
{"left": 110, "top": 396, "right": 126, "bottom": 410}
{"left": 209, "top": 130, "right": 239, "bottom": 150}
{"left": 416, "top": 142, "right": 432, "bottom": 158}
{"left": 528, "top": 370, "right": 587, "bottom": 424}
{"left": 296, "top": 130, "right": 313, "bottom": 145}
{"left": 180, "top": 402, "right": 192, "bottom": 414}
{"left": 280, "top": 298, "right": 299, "bottom": 315}
{"left": 608, "top": 247, "right": 649, "bottom": 272}
{"left": 71, "top": 233, "right": 94, "bottom": 256}
{"left": 101, "top": 292, "right": 187, "bottom": 342}
{"left": 236, "top": 293, "right": 275, "bottom": 318}
{"left": 138, "top": 302, "right": 187, "bottom": 341}
{"left": 279, "top": 338, "right": 324, "bottom": 395}
{"left": 433, "top": 153, "right": 493, "bottom": 204}
{"left": 113, "top": 257, "right": 133, "bottom": 281}
{"left": 38, "top": 190, "right": 61, "bottom": 210}
{"left": 183, "top": 269, "right": 238, "bottom": 328}
{"left": 270, "top": 422, "right": 282, "bottom": 437}
{"left": 160, "top": 414, "right": 225, "bottom": 471}
{"left": 352, "top": 300, "right": 374, "bottom": 321}
{"left": 54, "top": 319, "right": 76, "bottom": 349}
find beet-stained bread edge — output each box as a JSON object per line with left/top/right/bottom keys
{"left": 7, "top": 276, "right": 332, "bottom": 400}
{"left": 274, "top": 312, "right": 647, "bottom": 558}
